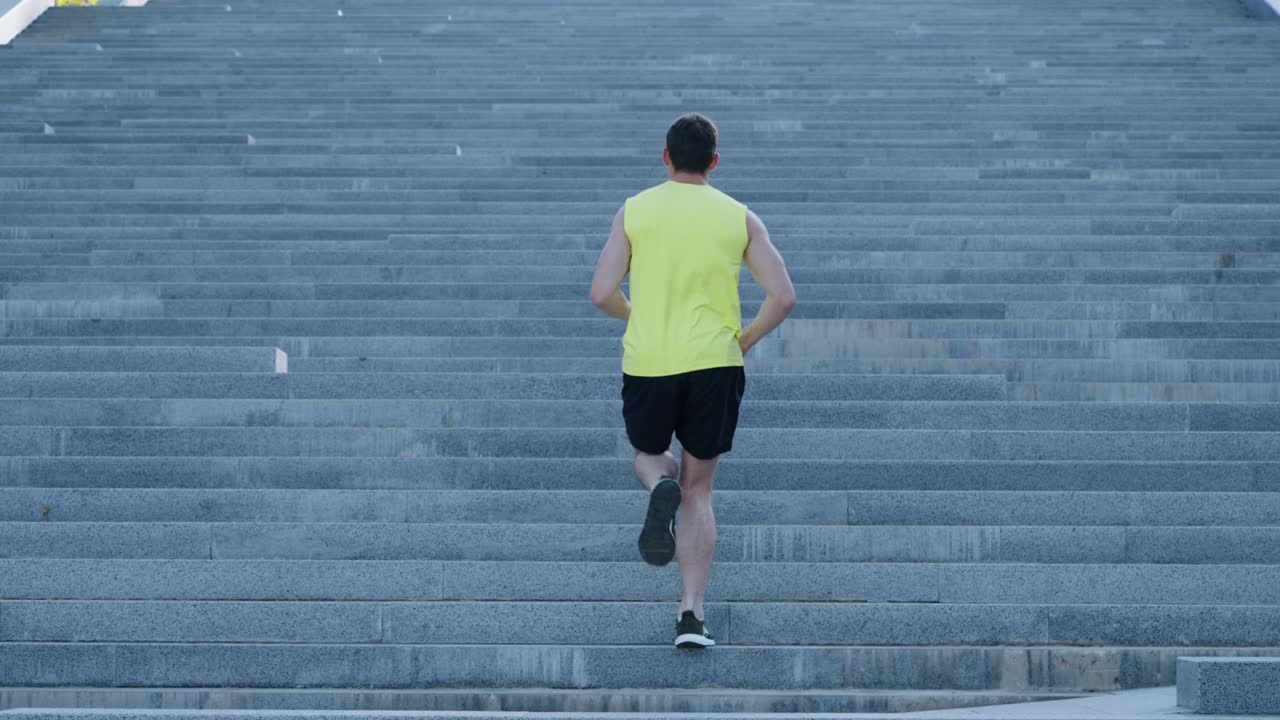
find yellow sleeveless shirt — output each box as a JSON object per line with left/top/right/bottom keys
{"left": 622, "top": 180, "right": 749, "bottom": 377}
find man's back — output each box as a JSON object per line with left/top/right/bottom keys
{"left": 622, "top": 180, "right": 749, "bottom": 378}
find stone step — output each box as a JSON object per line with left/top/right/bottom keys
{"left": 280, "top": 353, "right": 1280, "bottom": 381}
{"left": 0, "top": 642, "right": 1272, "bottom": 692}
{"left": 3, "top": 335, "right": 1278, "bottom": 363}
{"left": 0, "top": 685, "right": 1076, "bottom": 716}
{"left": 5, "top": 457, "right": 1273, "bottom": 492}
{"left": 0, "top": 372, "right": 1005, "bottom": 401}
{"left": 8, "top": 250, "right": 1278, "bottom": 271}
{"left": 1, "top": 398, "right": 1271, "bottom": 431}
{"left": 3, "top": 521, "right": 1279, "bottom": 564}
{"left": 4, "top": 427, "right": 1278, "bottom": 461}
{"left": 17, "top": 177, "right": 1280, "bottom": 192}
{"left": 1, "top": 317, "right": 1277, "bottom": 341}
{"left": 6, "top": 266, "right": 1276, "bottom": 286}
{"left": 8, "top": 281, "right": 1279, "bottom": 304}
{"left": 1008, "top": 382, "right": 1280, "bottom": 402}
{"left": 2, "top": 599, "right": 1279, "bottom": 647}
{"left": 5, "top": 188, "right": 1280, "bottom": 206}
{"left": 275, "top": 357, "right": 1280, "bottom": 383}
{"left": 5, "top": 236, "right": 1280, "bottom": 257}
{"left": 4, "top": 559, "right": 1279, "bottom": 605}
{"left": 11, "top": 299, "right": 1280, "bottom": 324}
{"left": 0, "top": 347, "right": 284, "bottom": 373}
{"left": 3, "top": 489, "right": 1278, "bottom": 527}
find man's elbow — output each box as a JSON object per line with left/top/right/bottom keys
{"left": 779, "top": 289, "right": 797, "bottom": 312}
{"left": 589, "top": 289, "right": 610, "bottom": 308}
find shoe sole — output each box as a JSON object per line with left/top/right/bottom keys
{"left": 675, "top": 633, "right": 716, "bottom": 649}
{"left": 638, "top": 478, "right": 681, "bottom": 566}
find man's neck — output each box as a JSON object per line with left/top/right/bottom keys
{"left": 669, "top": 171, "right": 710, "bottom": 185}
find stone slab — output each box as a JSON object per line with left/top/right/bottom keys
{"left": 1176, "top": 657, "right": 1280, "bottom": 714}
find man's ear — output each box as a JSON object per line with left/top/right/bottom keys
{"left": 662, "top": 147, "right": 671, "bottom": 167}
{"left": 707, "top": 152, "right": 719, "bottom": 172}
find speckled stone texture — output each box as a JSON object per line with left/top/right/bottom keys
{"left": 1177, "top": 657, "right": 1280, "bottom": 714}
{"left": 4, "top": 0, "right": 1280, "bottom": 711}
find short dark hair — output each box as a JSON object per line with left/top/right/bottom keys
{"left": 666, "top": 113, "right": 718, "bottom": 174}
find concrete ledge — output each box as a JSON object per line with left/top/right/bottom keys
{"left": 1177, "top": 657, "right": 1280, "bottom": 714}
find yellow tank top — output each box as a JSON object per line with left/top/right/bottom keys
{"left": 622, "top": 180, "right": 749, "bottom": 377}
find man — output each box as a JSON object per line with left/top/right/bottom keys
{"left": 589, "top": 112, "right": 797, "bottom": 649}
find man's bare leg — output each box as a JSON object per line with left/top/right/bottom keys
{"left": 634, "top": 445, "right": 678, "bottom": 492}
{"left": 636, "top": 445, "right": 682, "bottom": 566}
{"left": 676, "top": 448, "right": 719, "bottom": 620}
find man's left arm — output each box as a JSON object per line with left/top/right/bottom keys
{"left": 589, "top": 206, "right": 631, "bottom": 321}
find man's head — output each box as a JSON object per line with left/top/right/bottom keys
{"left": 663, "top": 112, "right": 719, "bottom": 178}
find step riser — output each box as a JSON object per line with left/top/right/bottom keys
{"left": 2, "top": 601, "right": 1279, "bottom": 647}
{"left": 3, "top": 427, "right": 1279, "bottom": 461}
{"left": 0, "top": 687, "right": 1070, "bottom": 715}
{"left": 3, "top": 523, "right": 1278, "bottom": 564}
{"left": 4, "top": 489, "right": 1277, "bottom": 527}
{"left": 5, "top": 458, "right": 1273, "bottom": 492}
{"left": 1, "top": 643, "right": 1277, "bottom": 692}
{"left": 5, "top": 560, "right": 1280, "bottom": 605}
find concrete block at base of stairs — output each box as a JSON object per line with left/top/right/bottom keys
{"left": 1177, "top": 657, "right": 1280, "bottom": 714}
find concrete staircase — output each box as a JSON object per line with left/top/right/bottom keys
{"left": 2, "top": 0, "right": 1280, "bottom": 716}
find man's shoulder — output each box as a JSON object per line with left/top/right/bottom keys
{"left": 706, "top": 185, "right": 747, "bottom": 210}
{"left": 626, "top": 182, "right": 669, "bottom": 204}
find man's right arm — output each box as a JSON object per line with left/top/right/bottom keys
{"left": 739, "top": 208, "right": 797, "bottom": 354}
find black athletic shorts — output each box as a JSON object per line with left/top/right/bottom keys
{"left": 621, "top": 365, "right": 746, "bottom": 461}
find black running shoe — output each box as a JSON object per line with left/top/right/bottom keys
{"left": 675, "top": 610, "right": 715, "bottom": 649}
{"left": 638, "top": 476, "right": 681, "bottom": 566}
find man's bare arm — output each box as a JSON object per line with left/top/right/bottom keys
{"left": 589, "top": 206, "right": 632, "bottom": 321}
{"left": 740, "top": 209, "right": 797, "bottom": 353}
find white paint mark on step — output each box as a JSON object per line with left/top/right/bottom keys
{"left": 337, "top": 9, "right": 343, "bottom": 17}
{"left": 42, "top": 123, "right": 55, "bottom": 136}
{"left": 246, "top": 134, "right": 256, "bottom": 145}
{"left": 455, "top": 145, "right": 462, "bottom": 156}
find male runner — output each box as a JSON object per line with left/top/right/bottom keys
{"left": 589, "top": 112, "right": 797, "bottom": 649}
